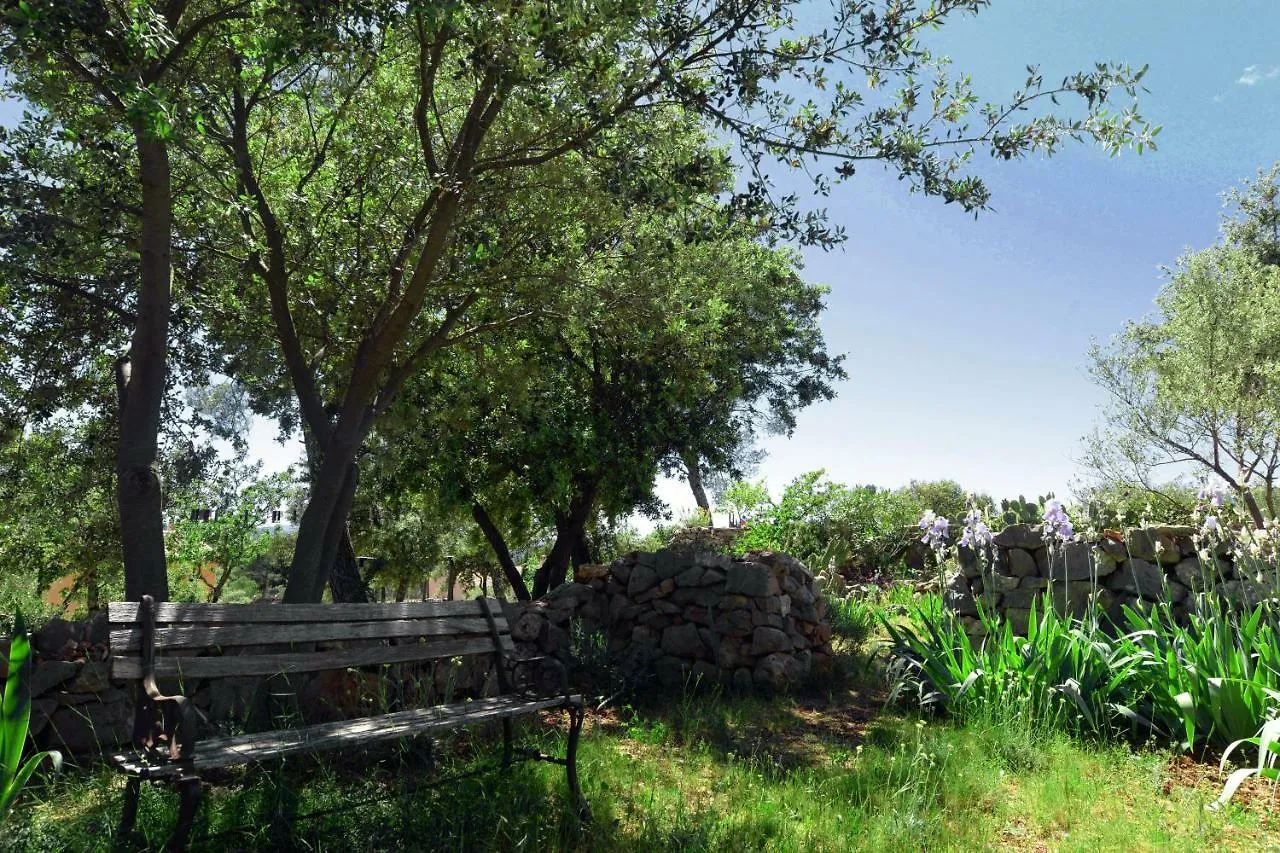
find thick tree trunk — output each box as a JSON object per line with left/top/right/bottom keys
{"left": 327, "top": 524, "right": 368, "bottom": 603}
{"left": 683, "top": 450, "right": 711, "bottom": 517}
{"left": 471, "top": 501, "right": 531, "bottom": 600}
{"left": 1241, "top": 488, "right": 1267, "bottom": 530}
{"left": 118, "top": 133, "right": 171, "bottom": 602}
{"left": 532, "top": 481, "right": 598, "bottom": 598}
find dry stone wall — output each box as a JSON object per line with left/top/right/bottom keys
{"left": 503, "top": 546, "right": 833, "bottom": 692}
{"left": 946, "top": 523, "right": 1276, "bottom": 639}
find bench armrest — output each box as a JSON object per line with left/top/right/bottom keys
{"left": 133, "top": 675, "right": 199, "bottom": 761}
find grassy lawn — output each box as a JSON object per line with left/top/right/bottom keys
{"left": 5, "top": 672, "right": 1276, "bottom": 852}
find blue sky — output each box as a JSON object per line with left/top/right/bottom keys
{"left": 676, "top": 0, "right": 1280, "bottom": 518}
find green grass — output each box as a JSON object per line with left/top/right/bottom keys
{"left": 2, "top": 683, "right": 1274, "bottom": 852}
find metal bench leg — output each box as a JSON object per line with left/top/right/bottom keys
{"left": 501, "top": 718, "right": 514, "bottom": 767}
{"left": 167, "top": 776, "right": 202, "bottom": 853}
{"left": 117, "top": 776, "right": 142, "bottom": 842}
{"left": 566, "top": 705, "right": 591, "bottom": 823}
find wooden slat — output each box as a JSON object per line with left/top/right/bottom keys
{"left": 111, "top": 616, "right": 508, "bottom": 653}
{"left": 108, "top": 599, "right": 494, "bottom": 626}
{"left": 109, "top": 694, "right": 580, "bottom": 776}
{"left": 110, "top": 633, "right": 515, "bottom": 680}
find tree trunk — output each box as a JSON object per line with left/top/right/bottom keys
{"left": 327, "top": 524, "right": 368, "bottom": 603}
{"left": 683, "top": 450, "right": 711, "bottom": 517}
{"left": 532, "top": 481, "right": 598, "bottom": 598}
{"left": 394, "top": 576, "right": 409, "bottom": 602}
{"left": 118, "top": 132, "right": 172, "bottom": 602}
{"left": 1241, "top": 488, "right": 1267, "bottom": 530}
{"left": 471, "top": 500, "right": 530, "bottom": 600}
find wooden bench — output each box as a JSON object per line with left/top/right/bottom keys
{"left": 107, "top": 595, "right": 588, "bottom": 850}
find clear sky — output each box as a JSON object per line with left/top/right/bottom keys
{"left": 652, "top": 0, "right": 1280, "bottom": 520}
{"left": 6, "top": 3, "right": 1279, "bottom": 526}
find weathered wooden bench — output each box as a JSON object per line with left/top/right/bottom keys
{"left": 107, "top": 595, "right": 588, "bottom": 850}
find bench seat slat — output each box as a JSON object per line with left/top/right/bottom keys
{"left": 110, "top": 634, "right": 515, "bottom": 680}
{"left": 110, "top": 694, "right": 580, "bottom": 777}
{"left": 108, "top": 599, "right": 493, "bottom": 625}
{"left": 111, "top": 616, "right": 507, "bottom": 652}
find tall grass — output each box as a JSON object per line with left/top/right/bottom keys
{"left": 883, "top": 591, "right": 1280, "bottom": 754}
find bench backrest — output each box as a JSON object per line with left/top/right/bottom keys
{"left": 108, "top": 598, "right": 514, "bottom": 683}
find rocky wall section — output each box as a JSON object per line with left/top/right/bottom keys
{"left": 946, "top": 523, "right": 1276, "bottom": 639}
{"left": 503, "top": 547, "right": 833, "bottom": 692}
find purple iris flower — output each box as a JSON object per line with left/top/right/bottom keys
{"left": 1041, "top": 499, "right": 1074, "bottom": 541}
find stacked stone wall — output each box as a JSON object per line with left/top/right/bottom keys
{"left": 946, "top": 523, "right": 1276, "bottom": 638}
{"left": 504, "top": 546, "right": 833, "bottom": 692}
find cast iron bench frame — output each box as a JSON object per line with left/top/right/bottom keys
{"left": 107, "top": 595, "right": 588, "bottom": 850}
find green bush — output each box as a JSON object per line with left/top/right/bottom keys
{"left": 730, "top": 471, "right": 926, "bottom": 575}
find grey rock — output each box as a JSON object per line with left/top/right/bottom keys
{"left": 1173, "top": 557, "right": 1210, "bottom": 590}
{"left": 655, "top": 549, "right": 683, "bottom": 580}
{"left": 65, "top": 661, "right": 111, "bottom": 694}
{"left": 1007, "top": 549, "right": 1038, "bottom": 577}
{"left": 993, "top": 524, "right": 1043, "bottom": 549}
{"left": 724, "top": 562, "right": 775, "bottom": 597}
{"left": 675, "top": 566, "right": 705, "bottom": 587}
{"left": 701, "top": 568, "right": 727, "bottom": 587}
{"left": 627, "top": 564, "right": 658, "bottom": 597}
{"left": 30, "top": 660, "right": 78, "bottom": 697}
{"left": 1047, "top": 542, "right": 1096, "bottom": 581}
{"left": 661, "top": 623, "right": 707, "bottom": 658}
{"left": 983, "top": 572, "right": 1021, "bottom": 593}
{"left": 749, "top": 626, "right": 792, "bottom": 656}
{"left": 944, "top": 570, "right": 978, "bottom": 617}
{"left": 1004, "top": 607, "right": 1032, "bottom": 634}
{"left": 733, "top": 667, "right": 755, "bottom": 692}
{"left": 34, "top": 618, "right": 77, "bottom": 659}
{"left": 654, "top": 656, "right": 689, "bottom": 688}
{"left": 1106, "top": 558, "right": 1166, "bottom": 599}
{"left": 47, "top": 699, "right": 132, "bottom": 753}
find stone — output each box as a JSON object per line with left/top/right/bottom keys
{"left": 34, "top": 618, "right": 77, "bottom": 659}
{"left": 750, "top": 626, "right": 792, "bottom": 655}
{"left": 1165, "top": 580, "right": 1190, "bottom": 604}
{"left": 713, "top": 609, "right": 753, "bottom": 637}
{"left": 674, "top": 566, "right": 705, "bottom": 587}
{"left": 701, "top": 568, "right": 727, "bottom": 587}
{"left": 30, "top": 660, "right": 78, "bottom": 697}
{"left": 1047, "top": 542, "right": 1097, "bottom": 581}
{"left": 992, "top": 524, "right": 1043, "bottom": 549}
{"left": 662, "top": 623, "right": 707, "bottom": 658}
{"left": 753, "top": 652, "right": 803, "bottom": 691}
{"left": 65, "top": 661, "right": 111, "bottom": 694}
{"left": 779, "top": 595, "right": 791, "bottom": 617}
{"left": 1106, "top": 558, "right": 1166, "bottom": 600}
{"left": 944, "top": 570, "right": 978, "bottom": 617}
{"left": 1004, "top": 607, "right": 1032, "bottom": 634}
{"left": 654, "top": 549, "right": 683, "bottom": 580}
{"left": 631, "top": 626, "right": 657, "bottom": 648}
{"left": 717, "top": 594, "right": 751, "bottom": 610}
{"left": 749, "top": 551, "right": 813, "bottom": 580}
{"left": 724, "top": 562, "right": 775, "bottom": 597}
{"left": 84, "top": 610, "right": 110, "bottom": 647}
{"left": 750, "top": 610, "right": 785, "bottom": 630}
{"left": 683, "top": 605, "right": 714, "bottom": 626}
{"left": 1007, "top": 549, "right": 1038, "bottom": 577}
{"left": 1125, "top": 529, "right": 1157, "bottom": 562}
{"left": 652, "top": 600, "right": 682, "bottom": 616}
{"left": 733, "top": 667, "right": 755, "bottom": 692}
{"left": 670, "top": 587, "right": 719, "bottom": 608}
{"left": 654, "top": 656, "right": 689, "bottom": 688}
{"left": 611, "top": 560, "right": 633, "bottom": 584}
{"left": 27, "top": 697, "right": 56, "bottom": 738}
{"left": 791, "top": 601, "right": 819, "bottom": 623}
{"left": 718, "top": 638, "right": 748, "bottom": 669}
{"left": 1097, "top": 533, "right": 1128, "bottom": 561}
{"left": 627, "top": 563, "right": 658, "bottom": 597}
{"left": 573, "top": 564, "right": 609, "bottom": 582}
{"left": 510, "top": 611, "right": 547, "bottom": 644}
{"left": 1173, "top": 557, "right": 1209, "bottom": 590}
{"left": 1019, "top": 576, "right": 1051, "bottom": 590}
{"left": 982, "top": 572, "right": 1021, "bottom": 593}
{"left": 1000, "top": 587, "right": 1044, "bottom": 610}
{"left": 689, "top": 660, "right": 719, "bottom": 688}
{"left": 46, "top": 698, "right": 132, "bottom": 753}
{"left": 1033, "top": 547, "right": 1049, "bottom": 574}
